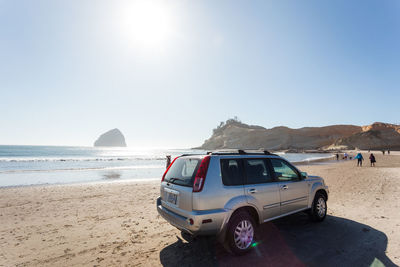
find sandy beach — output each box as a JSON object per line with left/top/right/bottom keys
{"left": 1, "top": 152, "right": 399, "bottom": 266}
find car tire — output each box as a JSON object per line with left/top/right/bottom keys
{"left": 309, "top": 192, "right": 327, "bottom": 222}
{"left": 226, "top": 210, "right": 257, "bottom": 255}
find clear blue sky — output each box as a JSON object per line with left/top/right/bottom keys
{"left": 0, "top": 0, "right": 399, "bottom": 147}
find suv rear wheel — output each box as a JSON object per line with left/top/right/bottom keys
{"left": 309, "top": 192, "right": 327, "bottom": 222}
{"left": 226, "top": 210, "right": 257, "bottom": 255}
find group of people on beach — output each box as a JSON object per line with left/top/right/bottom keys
{"left": 336, "top": 151, "right": 381, "bottom": 167}
{"left": 354, "top": 152, "right": 376, "bottom": 167}
{"left": 334, "top": 147, "right": 395, "bottom": 167}
{"left": 369, "top": 149, "right": 390, "bottom": 155}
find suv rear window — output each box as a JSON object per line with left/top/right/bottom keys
{"left": 220, "top": 159, "right": 244, "bottom": 186}
{"left": 244, "top": 159, "right": 273, "bottom": 184}
{"left": 164, "top": 157, "right": 200, "bottom": 187}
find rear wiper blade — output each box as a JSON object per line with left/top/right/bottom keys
{"left": 168, "top": 177, "right": 184, "bottom": 183}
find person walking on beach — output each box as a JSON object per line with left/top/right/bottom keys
{"left": 369, "top": 153, "right": 376, "bottom": 167}
{"left": 355, "top": 152, "right": 364, "bottom": 167}
{"left": 166, "top": 155, "right": 171, "bottom": 169}
{"left": 336, "top": 153, "right": 339, "bottom": 160}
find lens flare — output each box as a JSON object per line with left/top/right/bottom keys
{"left": 251, "top": 241, "right": 259, "bottom": 248}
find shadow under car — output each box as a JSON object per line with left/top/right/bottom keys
{"left": 159, "top": 213, "right": 396, "bottom": 267}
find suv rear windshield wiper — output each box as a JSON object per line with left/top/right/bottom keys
{"left": 167, "top": 177, "right": 184, "bottom": 183}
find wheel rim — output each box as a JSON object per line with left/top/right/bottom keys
{"left": 233, "top": 219, "right": 254, "bottom": 250}
{"left": 316, "top": 197, "right": 326, "bottom": 217}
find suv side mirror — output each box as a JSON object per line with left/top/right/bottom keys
{"left": 301, "top": 172, "right": 308, "bottom": 179}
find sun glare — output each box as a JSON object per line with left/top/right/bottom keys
{"left": 120, "top": 1, "right": 174, "bottom": 48}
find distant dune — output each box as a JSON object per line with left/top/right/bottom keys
{"left": 198, "top": 119, "right": 400, "bottom": 151}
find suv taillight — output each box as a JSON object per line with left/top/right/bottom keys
{"left": 161, "top": 157, "right": 179, "bottom": 182}
{"left": 193, "top": 156, "right": 211, "bottom": 192}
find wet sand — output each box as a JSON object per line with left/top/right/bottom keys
{"left": 1, "top": 152, "right": 399, "bottom": 266}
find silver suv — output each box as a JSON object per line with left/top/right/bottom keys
{"left": 156, "top": 150, "right": 329, "bottom": 255}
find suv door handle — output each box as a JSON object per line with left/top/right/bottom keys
{"left": 281, "top": 185, "right": 288, "bottom": 190}
{"left": 248, "top": 188, "right": 257, "bottom": 194}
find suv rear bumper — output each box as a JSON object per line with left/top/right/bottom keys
{"left": 156, "top": 197, "right": 228, "bottom": 236}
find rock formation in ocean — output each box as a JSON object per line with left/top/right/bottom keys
{"left": 94, "top": 128, "right": 127, "bottom": 147}
{"left": 197, "top": 119, "right": 400, "bottom": 151}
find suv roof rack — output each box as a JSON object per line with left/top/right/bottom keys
{"left": 209, "top": 149, "right": 275, "bottom": 156}
{"left": 178, "top": 149, "right": 277, "bottom": 157}
{"left": 180, "top": 154, "right": 205, "bottom": 157}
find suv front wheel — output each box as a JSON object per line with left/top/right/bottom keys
{"left": 226, "top": 210, "right": 257, "bottom": 255}
{"left": 309, "top": 192, "right": 327, "bottom": 222}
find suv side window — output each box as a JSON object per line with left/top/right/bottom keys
{"left": 220, "top": 159, "right": 244, "bottom": 186}
{"left": 270, "top": 158, "right": 300, "bottom": 181}
{"left": 244, "top": 159, "right": 273, "bottom": 184}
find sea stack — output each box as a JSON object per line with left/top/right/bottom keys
{"left": 94, "top": 128, "right": 127, "bottom": 147}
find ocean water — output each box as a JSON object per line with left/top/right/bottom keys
{"left": 0, "top": 145, "right": 332, "bottom": 187}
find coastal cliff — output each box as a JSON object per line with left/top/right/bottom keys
{"left": 198, "top": 119, "right": 400, "bottom": 150}
{"left": 94, "top": 128, "right": 127, "bottom": 147}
